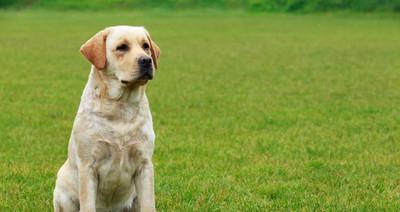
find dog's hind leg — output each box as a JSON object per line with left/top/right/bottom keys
{"left": 53, "top": 161, "right": 80, "bottom": 212}
{"left": 53, "top": 190, "right": 79, "bottom": 212}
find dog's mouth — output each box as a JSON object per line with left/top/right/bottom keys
{"left": 120, "top": 74, "right": 152, "bottom": 86}
{"left": 137, "top": 73, "right": 153, "bottom": 81}
{"left": 134, "top": 72, "right": 153, "bottom": 85}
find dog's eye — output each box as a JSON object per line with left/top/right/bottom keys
{"left": 142, "top": 43, "right": 150, "bottom": 50}
{"left": 116, "top": 44, "right": 129, "bottom": 51}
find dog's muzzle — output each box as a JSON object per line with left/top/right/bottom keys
{"left": 138, "top": 56, "right": 154, "bottom": 80}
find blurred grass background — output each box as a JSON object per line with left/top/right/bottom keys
{"left": 1, "top": 0, "right": 400, "bottom": 211}
{"left": 1, "top": 0, "right": 400, "bottom": 12}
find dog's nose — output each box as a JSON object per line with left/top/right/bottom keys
{"left": 138, "top": 56, "right": 153, "bottom": 80}
{"left": 138, "top": 56, "right": 152, "bottom": 67}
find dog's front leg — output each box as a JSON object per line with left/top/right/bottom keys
{"left": 134, "top": 161, "right": 156, "bottom": 212}
{"left": 79, "top": 166, "right": 98, "bottom": 212}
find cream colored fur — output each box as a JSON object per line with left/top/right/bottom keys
{"left": 53, "top": 26, "right": 160, "bottom": 212}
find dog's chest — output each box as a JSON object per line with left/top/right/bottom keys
{"left": 89, "top": 117, "right": 155, "bottom": 207}
{"left": 94, "top": 141, "right": 139, "bottom": 202}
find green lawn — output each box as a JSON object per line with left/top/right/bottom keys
{"left": 0, "top": 10, "right": 400, "bottom": 211}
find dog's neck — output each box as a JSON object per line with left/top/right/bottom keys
{"left": 90, "top": 67, "right": 146, "bottom": 104}
{"left": 80, "top": 67, "right": 149, "bottom": 120}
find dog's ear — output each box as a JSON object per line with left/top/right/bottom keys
{"left": 146, "top": 35, "right": 160, "bottom": 70}
{"left": 80, "top": 29, "right": 109, "bottom": 70}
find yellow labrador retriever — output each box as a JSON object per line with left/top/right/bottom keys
{"left": 53, "top": 26, "right": 160, "bottom": 212}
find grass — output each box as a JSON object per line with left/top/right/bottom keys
{"left": 0, "top": 10, "right": 400, "bottom": 211}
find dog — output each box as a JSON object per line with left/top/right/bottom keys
{"left": 53, "top": 26, "right": 160, "bottom": 212}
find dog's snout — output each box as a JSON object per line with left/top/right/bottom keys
{"left": 138, "top": 56, "right": 154, "bottom": 80}
{"left": 138, "top": 56, "right": 152, "bottom": 67}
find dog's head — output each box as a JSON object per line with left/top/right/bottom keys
{"left": 80, "top": 26, "right": 160, "bottom": 85}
